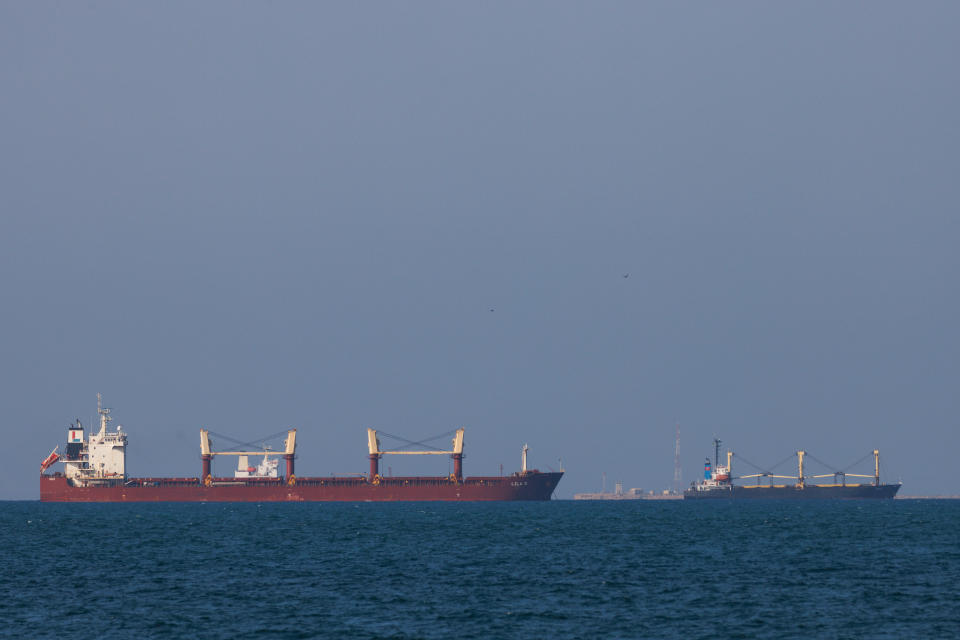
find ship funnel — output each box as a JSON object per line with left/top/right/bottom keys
{"left": 66, "top": 420, "right": 85, "bottom": 460}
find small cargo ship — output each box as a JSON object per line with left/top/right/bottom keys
{"left": 40, "top": 396, "right": 563, "bottom": 502}
{"left": 684, "top": 439, "right": 901, "bottom": 499}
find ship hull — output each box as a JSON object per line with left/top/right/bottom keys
{"left": 684, "top": 483, "right": 901, "bottom": 500}
{"left": 40, "top": 472, "right": 563, "bottom": 502}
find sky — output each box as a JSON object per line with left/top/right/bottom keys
{"left": 2, "top": 2, "right": 958, "bottom": 499}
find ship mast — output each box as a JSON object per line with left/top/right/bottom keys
{"left": 96, "top": 392, "right": 111, "bottom": 436}
{"left": 797, "top": 450, "right": 806, "bottom": 489}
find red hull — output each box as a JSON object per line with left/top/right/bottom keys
{"left": 40, "top": 472, "right": 563, "bottom": 502}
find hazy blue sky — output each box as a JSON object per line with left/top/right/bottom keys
{"left": 2, "top": 2, "right": 958, "bottom": 499}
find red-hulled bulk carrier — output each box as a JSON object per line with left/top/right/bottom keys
{"left": 40, "top": 396, "right": 563, "bottom": 502}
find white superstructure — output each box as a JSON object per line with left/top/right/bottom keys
{"left": 233, "top": 454, "right": 279, "bottom": 478}
{"left": 688, "top": 439, "right": 733, "bottom": 494}
{"left": 62, "top": 394, "right": 127, "bottom": 486}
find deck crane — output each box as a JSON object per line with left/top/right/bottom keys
{"left": 200, "top": 428, "right": 296, "bottom": 483}
{"left": 367, "top": 428, "right": 465, "bottom": 483}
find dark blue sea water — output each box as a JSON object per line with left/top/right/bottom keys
{"left": 2, "top": 500, "right": 958, "bottom": 639}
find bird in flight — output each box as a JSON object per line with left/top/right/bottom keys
{"left": 623, "top": 273, "right": 629, "bottom": 279}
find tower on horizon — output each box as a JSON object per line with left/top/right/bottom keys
{"left": 673, "top": 422, "right": 682, "bottom": 494}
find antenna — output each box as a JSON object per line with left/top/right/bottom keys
{"left": 673, "top": 422, "right": 681, "bottom": 494}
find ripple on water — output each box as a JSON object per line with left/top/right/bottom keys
{"left": 1, "top": 500, "right": 957, "bottom": 639}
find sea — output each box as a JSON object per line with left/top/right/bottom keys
{"left": 2, "top": 500, "right": 958, "bottom": 639}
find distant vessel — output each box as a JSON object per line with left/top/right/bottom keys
{"left": 684, "top": 439, "right": 901, "bottom": 499}
{"left": 40, "top": 396, "right": 563, "bottom": 502}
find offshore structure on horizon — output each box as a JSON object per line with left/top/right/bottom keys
{"left": 573, "top": 424, "right": 685, "bottom": 500}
